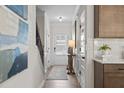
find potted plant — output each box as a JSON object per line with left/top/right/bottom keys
{"left": 98, "top": 44, "right": 111, "bottom": 59}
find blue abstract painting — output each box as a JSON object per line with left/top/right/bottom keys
{"left": 0, "top": 5, "right": 28, "bottom": 83}
{"left": 18, "top": 20, "right": 28, "bottom": 44}
{"left": 6, "top": 5, "right": 28, "bottom": 20}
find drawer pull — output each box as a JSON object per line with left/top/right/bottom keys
{"left": 118, "top": 68, "right": 124, "bottom": 70}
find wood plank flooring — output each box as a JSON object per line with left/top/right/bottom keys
{"left": 43, "top": 65, "right": 80, "bottom": 88}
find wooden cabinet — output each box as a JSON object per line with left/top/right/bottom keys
{"left": 94, "top": 61, "right": 124, "bottom": 88}
{"left": 94, "top": 5, "right": 124, "bottom": 38}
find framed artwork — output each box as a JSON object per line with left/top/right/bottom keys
{"left": 0, "top": 6, "right": 28, "bottom": 83}
{"left": 6, "top": 5, "right": 28, "bottom": 20}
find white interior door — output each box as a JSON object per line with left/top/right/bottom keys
{"left": 53, "top": 33, "right": 68, "bottom": 65}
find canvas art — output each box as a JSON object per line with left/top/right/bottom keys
{"left": 0, "top": 5, "right": 28, "bottom": 83}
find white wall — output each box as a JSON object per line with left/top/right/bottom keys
{"left": 85, "top": 5, "right": 94, "bottom": 88}
{"left": 50, "top": 22, "right": 72, "bottom": 65}
{"left": 0, "top": 6, "right": 45, "bottom": 88}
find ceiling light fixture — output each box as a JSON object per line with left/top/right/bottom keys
{"left": 58, "top": 16, "right": 63, "bottom": 22}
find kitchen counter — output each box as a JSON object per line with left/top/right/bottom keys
{"left": 94, "top": 57, "right": 124, "bottom": 88}
{"left": 93, "top": 58, "right": 124, "bottom": 64}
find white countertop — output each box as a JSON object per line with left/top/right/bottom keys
{"left": 93, "top": 58, "right": 124, "bottom": 64}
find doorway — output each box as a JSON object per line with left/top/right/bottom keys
{"left": 53, "top": 33, "right": 68, "bottom": 65}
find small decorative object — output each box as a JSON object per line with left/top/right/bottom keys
{"left": 98, "top": 44, "right": 111, "bottom": 60}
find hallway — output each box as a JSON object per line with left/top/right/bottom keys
{"left": 0, "top": 5, "right": 123, "bottom": 89}
{"left": 37, "top": 5, "right": 90, "bottom": 88}
{"left": 43, "top": 65, "right": 80, "bottom": 88}
{"left": 0, "top": 5, "right": 94, "bottom": 88}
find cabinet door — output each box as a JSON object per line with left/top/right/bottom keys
{"left": 94, "top": 62, "right": 104, "bottom": 88}
{"left": 104, "top": 73, "right": 124, "bottom": 88}
{"left": 95, "top": 5, "right": 124, "bottom": 38}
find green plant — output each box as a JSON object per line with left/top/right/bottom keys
{"left": 98, "top": 44, "right": 111, "bottom": 52}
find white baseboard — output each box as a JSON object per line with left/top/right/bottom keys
{"left": 38, "top": 79, "right": 45, "bottom": 88}
{"left": 37, "top": 71, "right": 48, "bottom": 88}
{"left": 38, "top": 66, "right": 52, "bottom": 88}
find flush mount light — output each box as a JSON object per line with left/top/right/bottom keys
{"left": 57, "top": 16, "right": 63, "bottom": 22}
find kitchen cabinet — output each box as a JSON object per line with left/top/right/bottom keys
{"left": 94, "top": 5, "right": 124, "bottom": 38}
{"left": 94, "top": 60, "right": 124, "bottom": 88}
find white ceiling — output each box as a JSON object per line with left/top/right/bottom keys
{"left": 38, "top": 5, "right": 77, "bottom": 23}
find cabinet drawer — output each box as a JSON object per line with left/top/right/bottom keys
{"left": 104, "top": 64, "right": 124, "bottom": 73}
{"left": 104, "top": 73, "right": 124, "bottom": 88}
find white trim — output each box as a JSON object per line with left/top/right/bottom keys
{"left": 72, "top": 5, "right": 80, "bottom": 24}
{"left": 37, "top": 66, "right": 52, "bottom": 88}
{"left": 37, "top": 79, "right": 45, "bottom": 88}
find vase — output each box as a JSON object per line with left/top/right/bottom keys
{"left": 101, "top": 50, "right": 111, "bottom": 62}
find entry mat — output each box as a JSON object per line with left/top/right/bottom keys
{"left": 47, "top": 65, "right": 68, "bottom": 80}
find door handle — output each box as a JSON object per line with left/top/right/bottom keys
{"left": 54, "top": 47, "right": 56, "bottom": 52}
{"left": 118, "top": 68, "right": 124, "bottom": 70}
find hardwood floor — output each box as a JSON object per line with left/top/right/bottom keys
{"left": 43, "top": 65, "right": 80, "bottom": 88}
